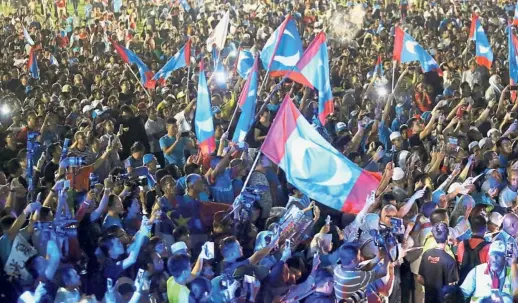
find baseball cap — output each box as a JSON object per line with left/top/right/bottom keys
{"left": 335, "top": 122, "right": 347, "bottom": 132}
{"left": 390, "top": 131, "right": 402, "bottom": 141}
{"left": 487, "top": 128, "right": 500, "bottom": 137}
{"left": 468, "top": 141, "right": 479, "bottom": 152}
{"left": 143, "top": 154, "right": 154, "bottom": 165}
{"left": 82, "top": 105, "right": 93, "bottom": 113}
{"left": 171, "top": 241, "right": 188, "bottom": 255}
{"left": 488, "top": 240, "right": 506, "bottom": 256}
{"left": 479, "top": 137, "right": 490, "bottom": 149}
{"left": 489, "top": 212, "right": 504, "bottom": 227}
{"left": 392, "top": 167, "right": 405, "bottom": 181}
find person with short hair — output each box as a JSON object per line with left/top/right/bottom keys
{"left": 418, "top": 222, "right": 458, "bottom": 303}
{"left": 333, "top": 242, "right": 388, "bottom": 302}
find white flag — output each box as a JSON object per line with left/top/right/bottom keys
{"left": 207, "top": 11, "right": 230, "bottom": 52}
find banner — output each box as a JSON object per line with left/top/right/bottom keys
{"left": 4, "top": 234, "right": 38, "bottom": 285}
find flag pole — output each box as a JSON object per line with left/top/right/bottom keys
{"left": 391, "top": 60, "right": 397, "bottom": 92}
{"left": 124, "top": 63, "right": 152, "bottom": 99}
{"left": 223, "top": 150, "right": 262, "bottom": 220}
{"left": 225, "top": 103, "right": 240, "bottom": 133}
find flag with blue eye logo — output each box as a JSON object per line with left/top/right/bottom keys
{"left": 261, "top": 95, "right": 380, "bottom": 214}
{"left": 508, "top": 29, "right": 518, "bottom": 100}
{"left": 469, "top": 14, "right": 493, "bottom": 69}
{"left": 295, "top": 31, "right": 333, "bottom": 124}
{"left": 260, "top": 15, "right": 311, "bottom": 87}
{"left": 111, "top": 39, "right": 156, "bottom": 88}
{"left": 393, "top": 27, "right": 442, "bottom": 76}
{"left": 152, "top": 39, "right": 191, "bottom": 84}
{"left": 232, "top": 55, "right": 259, "bottom": 145}
{"left": 195, "top": 62, "right": 216, "bottom": 155}
{"left": 236, "top": 49, "right": 254, "bottom": 79}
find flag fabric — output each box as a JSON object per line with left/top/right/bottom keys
{"left": 111, "top": 40, "right": 156, "bottom": 88}
{"left": 207, "top": 11, "right": 229, "bottom": 52}
{"left": 470, "top": 15, "right": 493, "bottom": 69}
{"left": 179, "top": 0, "right": 191, "bottom": 12}
{"left": 509, "top": 29, "right": 518, "bottom": 100}
{"left": 28, "top": 48, "right": 39, "bottom": 79}
{"left": 514, "top": 3, "right": 518, "bottom": 26}
{"left": 393, "top": 27, "right": 442, "bottom": 75}
{"left": 260, "top": 15, "right": 311, "bottom": 87}
{"left": 153, "top": 39, "right": 191, "bottom": 83}
{"left": 261, "top": 96, "right": 380, "bottom": 214}
{"left": 236, "top": 49, "right": 254, "bottom": 79}
{"left": 295, "top": 31, "right": 333, "bottom": 124}
{"left": 232, "top": 56, "right": 259, "bottom": 145}
{"left": 469, "top": 13, "right": 478, "bottom": 40}
{"left": 195, "top": 62, "right": 216, "bottom": 155}
{"left": 373, "top": 56, "right": 384, "bottom": 76}
{"left": 49, "top": 54, "right": 59, "bottom": 66}
{"left": 23, "top": 26, "right": 34, "bottom": 46}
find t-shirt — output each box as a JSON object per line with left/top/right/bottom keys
{"left": 419, "top": 248, "right": 458, "bottom": 303}
{"left": 66, "top": 165, "right": 94, "bottom": 193}
{"left": 166, "top": 276, "right": 190, "bottom": 303}
{"left": 333, "top": 265, "right": 377, "bottom": 301}
{"left": 159, "top": 135, "right": 187, "bottom": 166}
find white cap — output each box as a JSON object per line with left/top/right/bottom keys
{"left": 487, "top": 128, "right": 500, "bottom": 137}
{"left": 468, "top": 141, "right": 479, "bottom": 152}
{"left": 82, "top": 105, "right": 92, "bottom": 113}
{"left": 489, "top": 212, "right": 504, "bottom": 227}
{"left": 479, "top": 137, "right": 490, "bottom": 149}
{"left": 392, "top": 167, "right": 405, "bottom": 181}
{"left": 335, "top": 122, "right": 347, "bottom": 132}
{"left": 390, "top": 131, "right": 402, "bottom": 141}
{"left": 171, "top": 241, "right": 188, "bottom": 255}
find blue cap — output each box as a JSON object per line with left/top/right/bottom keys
{"left": 143, "top": 154, "right": 154, "bottom": 165}
{"left": 432, "top": 189, "right": 446, "bottom": 204}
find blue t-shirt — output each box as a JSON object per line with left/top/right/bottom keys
{"left": 211, "top": 169, "right": 234, "bottom": 204}
{"left": 160, "top": 135, "right": 187, "bottom": 166}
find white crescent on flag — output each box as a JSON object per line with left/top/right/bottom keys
{"left": 478, "top": 45, "right": 490, "bottom": 54}
{"left": 405, "top": 40, "right": 418, "bottom": 54}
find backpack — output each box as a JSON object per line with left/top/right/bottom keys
{"left": 459, "top": 236, "right": 489, "bottom": 285}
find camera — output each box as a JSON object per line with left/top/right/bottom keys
{"left": 372, "top": 223, "right": 401, "bottom": 262}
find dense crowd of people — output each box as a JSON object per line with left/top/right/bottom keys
{"left": 4, "top": 0, "right": 518, "bottom": 302}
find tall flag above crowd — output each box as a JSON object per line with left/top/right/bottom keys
{"left": 232, "top": 56, "right": 259, "bottom": 145}
{"left": 260, "top": 15, "right": 312, "bottom": 87}
{"left": 469, "top": 13, "right": 493, "bottom": 69}
{"left": 508, "top": 29, "right": 518, "bottom": 100}
{"left": 207, "top": 11, "right": 229, "bottom": 52}
{"left": 195, "top": 62, "right": 216, "bottom": 155}
{"left": 152, "top": 39, "right": 191, "bottom": 84}
{"left": 111, "top": 39, "right": 156, "bottom": 88}
{"left": 295, "top": 32, "right": 334, "bottom": 124}
{"left": 393, "top": 27, "right": 442, "bottom": 75}
{"left": 261, "top": 96, "right": 380, "bottom": 214}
